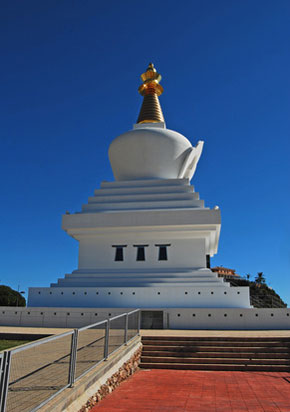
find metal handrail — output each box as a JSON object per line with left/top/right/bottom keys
{"left": 78, "top": 319, "right": 108, "bottom": 332}
{"left": 9, "top": 330, "right": 74, "bottom": 355}
{"left": 0, "top": 309, "right": 140, "bottom": 412}
{"left": 78, "top": 309, "right": 139, "bottom": 332}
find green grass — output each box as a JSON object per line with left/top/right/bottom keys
{"left": 0, "top": 339, "right": 31, "bottom": 351}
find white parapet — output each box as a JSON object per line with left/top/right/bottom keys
{"left": 1, "top": 307, "right": 289, "bottom": 330}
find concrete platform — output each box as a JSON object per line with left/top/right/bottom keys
{"left": 0, "top": 326, "right": 70, "bottom": 336}
{"left": 140, "top": 329, "right": 290, "bottom": 337}
{"left": 2, "top": 327, "right": 290, "bottom": 338}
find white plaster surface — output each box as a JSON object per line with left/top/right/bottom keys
{"left": 1, "top": 307, "right": 289, "bottom": 330}
{"left": 165, "top": 308, "right": 290, "bottom": 330}
{"left": 28, "top": 284, "right": 250, "bottom": 309}
{"left": 108, "top": 123, "right": 203, "bottom": 181}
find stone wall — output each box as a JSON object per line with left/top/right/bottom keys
{"left": 79, "top": 347, "right": 142, "bottom": 411}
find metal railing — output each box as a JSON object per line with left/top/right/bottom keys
{"left": 0, "top": 309, "right": 140, "bottom": 412}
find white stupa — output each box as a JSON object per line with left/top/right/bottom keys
{"left": 28, "top": 63, "right": 251, "bottom": 310}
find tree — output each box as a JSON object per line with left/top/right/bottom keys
{"left": 246, "top": 274, "right": 251, "bottom": 280}
{"left": 255, "top": 272, "right": 266, "bottom": 285}
{"left": 0, "top": 285, "right": 26, "bottom": 307}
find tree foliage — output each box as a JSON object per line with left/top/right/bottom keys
{"left": 255, "top": 272, "right": 266, "bottom": 284}
{"left": 0, "top": 285, "right": 26, "bottom": 307}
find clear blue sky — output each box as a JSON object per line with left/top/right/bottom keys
{"left": 1, "top": 0, "right": 289, "bottom": 305}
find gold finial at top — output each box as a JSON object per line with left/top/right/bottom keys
{"left": 137, "top": 63, "right": 165, "bottom": 123}
{"left": 138, "top": 63, "right": 163, "bottom": 96}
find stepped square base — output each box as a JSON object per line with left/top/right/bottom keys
{"left": 28, "top": 178, "right": 251, "bottom": 312}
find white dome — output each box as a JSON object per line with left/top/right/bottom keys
{"left": 109, "top": 123, "right": 202, "bottom": 181}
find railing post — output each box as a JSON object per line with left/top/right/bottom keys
{"left": 0, "top": 351, "right": 11, "bottom": 412}
{"left": 68, "top": 329, "right": 78, "bottom": 388}
{"left": 0, "top": 354, "right": 4, "bottom": 412}
{"left": 104, "top": 320, "right": 110, "bottom": 360}
{"left": 124, "top": 313, "right": 129, "bottom": 344}
{"left": 137, "top": 310, "right": 141, "bottom": 335}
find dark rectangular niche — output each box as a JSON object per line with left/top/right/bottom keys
{"left": 112, "top": 245, "right": 127, "bottom": 261}
{"left": 141, "top": 311, "right": 163, "bottom": 329}
{"left": 155, "top": 244, "right": 171, "bottom": 261}
{"left": 134, "top": 245, "right": 148, "bottom": 261}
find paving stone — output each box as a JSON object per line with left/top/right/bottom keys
{"left": 91, "top": 369, "right": 290, "bottom": 412}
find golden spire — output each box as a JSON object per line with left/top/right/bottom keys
{"left": 137, "top": 63, "right": 165, "bottom": 124}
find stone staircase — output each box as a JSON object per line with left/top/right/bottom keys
{"left": 140, "top": 336, "right": 290, "bottom": 371}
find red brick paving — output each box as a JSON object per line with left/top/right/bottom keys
{"left": 91, "top": 369, "right": 290, "bottom": 412}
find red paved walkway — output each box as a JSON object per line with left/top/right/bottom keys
{"left": 91, "top": 369, "right": 290, "bottom": 412}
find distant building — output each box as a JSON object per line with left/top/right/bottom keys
{"left": 211, "top": 266, "right": 240, "bottom": 280}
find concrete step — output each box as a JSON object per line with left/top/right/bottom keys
{"left": 54, "top": 279, "right": 225, "bottom": 287}
{"left": 143, "top": 345, "right": 290, "bottom": 353}
{"left": 95, "top": 184, "right": 194, "bottom": 196}
{"left": 142, "top": 350, "right": 290, "bottom": 359}
{"left": 142, "top": 336, "right": 290, "bottom": 342}
{"left": 139, "top": 362, "right": 290, "bottom": 372}
{"left": 88, "top": 192, "right": 198, "bottom": 203}
{"left": 141, "top": 336, "right": 290, "bottom": 371}
{"left": 82, "top": 198, "right": 204, "bottom": 211}
{"left": 100, "top": 178, "right": 190, "bottom": 189}
{"left": 141, "top": 356, "right": 290, "bottom": 365}
{"left": 142, "top": 339, "right": 290, "bottom": 347}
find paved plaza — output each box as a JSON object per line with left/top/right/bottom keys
{"left": 91, "top": 369, "right": 290, "bottom": 412}
{"left": 1, "top": 328, "right": 290, "bottom": 411}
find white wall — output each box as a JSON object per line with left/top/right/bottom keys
{"left": 0, "top": 307, "right": 127, "bottom": 328}
{"left": 78, "top": 237, "right": 206, "bottom": 270}
{"left": 165, "top": 308, "right": 290, "bottom": 330}
{"left": 0, "top": 307, "right": 289, "bottom": 330}
{"left": 28, "top": 285, "right": 250, "bottom": 308}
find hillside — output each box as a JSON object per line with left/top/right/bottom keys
{"left": 226, "top": 278, "right": 287, "bottom": 308}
